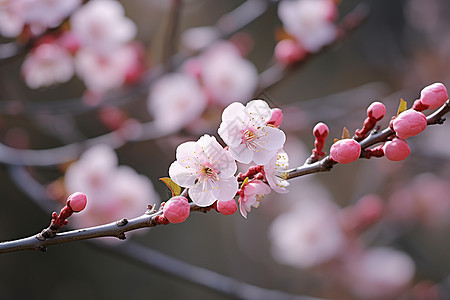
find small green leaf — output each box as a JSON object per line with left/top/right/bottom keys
{"left": 397, "top": 98, "right": 408, "bottom": 116}
{"left": 159, "top": 177, "right": 181, "bottom": 197}
{"left": 341, "top": 127, "right": 351, "bottom": 139}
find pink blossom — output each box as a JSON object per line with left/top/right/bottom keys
{"left": 419, "top": 82, "right": 448, "bottom": 110}
{"left": 0, "top": 0, "right": 27, "bottom": 37}
{"left": 274, "top": 39, "right": 307, "bottom": 66}
{"left": 278, "top": 0, "right": 338, "bottom": 52}
{"left": 383, "top": 138, "right": 410, "bottom": 161}
{"left": 21, "top": 43, "right": 74, "bottom": 89}
{"left": 238, "top": 179, "right": 271, "bottom": 218}
{"left": 330, "top": 139, "right": 361, "bottom": 164}
{"left": 67, "top": 192, "right": 88, "bottom": 212}
{"left": 367, "top": 101, "right": 386, "bottom": 120}
{"left": 216, "top": 199, "right": 238, "bottom": 215}
{"left": 148, "top": 73, "right": 207, "bottom": 132}
{"left": 201, "top": 42, "right": 258, "bottom": 106}
{"left": 75, "top": 45, "right": 139, "bottom": 92}
{"left": 269, "top": 197, "right": 345, "bottom": 268}
{"left": 24, "top": 0, "right": 81, "bottom": 35}
{"left": 65, "top": 145, "right": 159, "bottom": 228}
{"left": 263, "top": 149, "right": 289, "bottom": 193}
{"left": 163, "top": 196, "right": 190, "bottom": 224}
{"left": 392, "top": 109, "right": 427, "bottom": 139}
{"left": 70, "top": 0, "right": 136, "bottom": 52}
{"left": 346, "top": 247, "right": 415, "bottom": 300}
{"left": 218, "top": 100, "right": 286, "bottom": 165}
{"left": 169, "top": 135, "right": 238, "bottom": 207}
{"left": 267, "top": 108, "right": 284, "bottom": 127}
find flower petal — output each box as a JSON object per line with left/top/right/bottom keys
{"left": 229, "top": 144, "right": 254, "bottom": 164}
{"left": 216, "top": 176, "right": 238, "bottom": 201}
{"left": 189, "top": 182, "right": 216, "bottom": 206}
{"left": 168, "top": 161, "right": 197, "bottom": 188}
{"left": 253, "top": 149, "right": 278, "bottom": 165}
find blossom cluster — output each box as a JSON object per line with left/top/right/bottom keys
{"left": 168, "top": 99, "right": 289, "bottom": 219}
{"left": 8, "top": 0, "right": 144, "bottom": 95}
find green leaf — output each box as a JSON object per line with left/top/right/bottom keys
{"left": 397, "top": 98, "right": 408, "bottom": 116}
{"left": 159, "top": 177, "right": 181, "bottom": 197}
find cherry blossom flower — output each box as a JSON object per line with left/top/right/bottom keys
{"left": 24, "top": 0, "right": 81, "bottom": 35}
{"left": 74, "top": 45, "right": 138, "bottom": 93}
{"left": 345, "top": 247, "right": 415, "bottom": 300}
{"left": 148, "top": 73, "right": 207, "bottom": 132}
{"left": 238, "top": 179, "right": 271, "bottom": 218}
{"left": 201, "top": 42, "right": 258, "bottom": 106}
{"left": 169, "top": 135, "right": 238, "bottom": 207}
{"left": 70, "top": 0, "right": 137, "bottom": 52}
{"left": 218, "top": 100, "right": 286, "bottom": 165}
{"left": 269, "top": 197, "right": 346, "bottom": 268}
{"left": 278, "top": 0, "right": 338, "bottom": 52}
{"left": 21, "top": 42, "right": 74, "bottom": 89}
{"left": 263, "top": 149, "right": 289, "bottom": 193}
{"left": 0, "top": 0, "right": 27, "bottom": 37}
{"left": 65, "top": 145, "right": 159, "bottom": 229}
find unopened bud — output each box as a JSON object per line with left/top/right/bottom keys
{"left": 367, "top": 101, "right": 386, "bottom": 121}
{"left": 66, "top": 192, "right": 87, "bottom": 212}
{"left": 330, "top": 139, "right": 361, "bottom": 164}
{"left": 216, "top": 199, "right": 238, "bottom": 215}
{"left": 419, "top": 82, "right": 448, "bottom": 110}
{"left": 267, "top": 108, "right": 284, "bottom": 127}
{"left": 383, "top": 138, "right": 410, "bottom": 161}
{"left": 163, "top": 196, "right": 190, "bottom": 224}
{"left": 392, "top": 109, "right": 427, "bottom": 139}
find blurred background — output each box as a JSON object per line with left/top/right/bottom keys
{"left": 1, "top": 0, "right": 450, "bottom": 299}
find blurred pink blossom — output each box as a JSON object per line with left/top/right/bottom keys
{"left": 201, "top": 42, "right": 258, "bottom": 106}
{"left": 269, "top": 197, "right": 346, "bottom": 268}
{"left": 238, "top": 179, "right": 271, "bottom": 218}
{"left": 64, "top": 145, "right": 159, "bottom": 228}
{"left": 0, "top": 0, "right": 28, "bottom": 37}
{"left": 345, "top": 247, "right": 415, "bottom": 300}
{"left": 70, "top": 0, "right": 136, "bottom": 52}
{"left": 278, "top": 0, "right": 338, "bottom": 52}
{"left": 169, "top": 135, "right": 238, "bottom": 207}
{"left": 218, "top": 100, "right": 286, "bottom": 165}
{"left": 148, "top": 73, "right": 207, "bottom": 132}
{"left": 22, "top": 42, "right": 74, "bottom": 89}
{"left": 75, "top": 45, "right": 139, "bottom": 93}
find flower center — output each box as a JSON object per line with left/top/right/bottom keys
{"left": 200, "top": 166, "right": 219, "bottom": 181}
{"left": 243, "top": 129, "right": 260, "bottom": 151}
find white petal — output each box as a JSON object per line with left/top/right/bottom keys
{"left": 216, "top": 177, "right": 238, "bottom": 201}
{"left": 189, "top": 182, "right": 216, "bottom": 206}
{"left": 168, "top": 161, "right": 197, "bottom": 188}
{"left": 218, "top": 119, "right": 244, "bottom": 148}
{"left": 229, "top": 144, "right": 254, "bottom": 164}
{"left": 216, "top": 150, "right": 237, "bottom": 179}
{"left": 222, "top": 102, "right": 245, "bottom": 121}
{"left": 245, "top": 100, "right": 272, "bottom": 124}
{"left": 253, "top": 149, "right": 278, "bottom": 165}
{"left": 176, "top": 141, "right": 198, "bottom": 167}
{"left": 256, "top": 126, "right": 286, "bottom": 150}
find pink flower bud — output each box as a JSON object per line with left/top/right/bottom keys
{"left": 66, "top": 192, "right": 87, "bottom": 212}
{"left": 419, "top": 82, "right": 448, "bottom": 110}
{"left": 392, "top": 109, "right": 427, "bottom": 139}
{"left": 163, "top": 196, "right": 190, "bottom": 224}
{"left": 267, "top": 108, "right": 284, "bottom": 127}
{"left": 216, "top": 199, "right": 238, "bottom": 215}
{"left": 382, "top": 138, "right": 410, "bottom": 161}
{"left": 313, "top": 122, "right": 329, "bottom": 137}
{"left": 330, "top": 139, "right": 361, "bottom": 164}
{"left": 274, "top": 39, "right": 307, "bottom": 66}
{"left": 367, "top": 101, "right": 386, "bottom": 121}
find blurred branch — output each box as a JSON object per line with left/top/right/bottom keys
{"left": 162, "top": 0, "right": 183, "bottom": 72}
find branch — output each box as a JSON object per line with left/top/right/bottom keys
{"left": 286, "top": 100, "right": 450, "bottom": 179}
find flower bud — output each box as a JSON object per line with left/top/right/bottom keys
{"left": 216, "top": 199, "right": 238, "bottom": 215}
{"left": 367, "top": 101, "right": 386, "bottom": 121}
{"left": 383, "top": 138, "right": 410, "bottom": 161}
{"left": 274, "top": 39, "right": 307, "bottom": 66}
{"left": 163, "top": 196, "right": 190, "bottom": 224}
{"left": 419, "top": 82, "right": 448, "bottom": 110}
{"left": 330, "top": 139, "right": 361, "bottom": 164}
{"left": 313, "top": 122, "right": 329, "bottom": 137}
{"left": 66, "top": 192, "right": 88, "bottom": 212}
{"left": 392, "top": 109, "right": 427, "bottom": 139}
{"left": 267, "top": 108, "right": 284, "bottom": 127}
